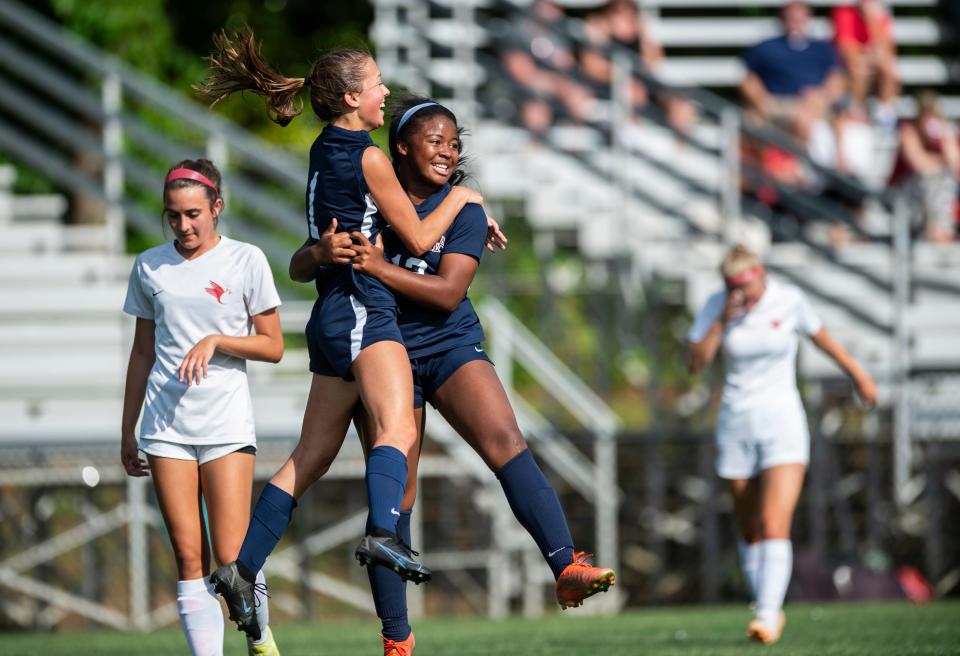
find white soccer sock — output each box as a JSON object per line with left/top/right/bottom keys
{"left": 251, "top": 569, "right": 271, "bottom": 645}
{"left": 737, "top": 538, "right": 762, "bottom": 602}
{"left": 177, "top": 578, "right": 225, "bottom": 656}
{"left": 755, "top": 539, "right": 793, "bottom": 626}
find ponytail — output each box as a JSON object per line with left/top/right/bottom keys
{"left": 195, "top": 29, "right": 306, "bottom": 127}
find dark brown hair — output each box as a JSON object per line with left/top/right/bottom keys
{"left": 164, "top": 159, "right": 221, "bottom": 205}
{"left": 195, "top": 30, "right": 371, "bottom": 125}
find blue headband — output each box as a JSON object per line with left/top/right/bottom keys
{"left": 396, "top": 101, "right": 439, "bottom": 133}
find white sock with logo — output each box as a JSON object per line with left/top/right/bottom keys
{"left": 251, "top": 569, "right": 271, "bottom": 645}
{"left": 755, "top": 539, "right": 792, "bottom": 626}
{"left": 737, "top": 538, "right": 762, "bottom": 602}
{"left": 177, "top": 578, "right": 224, "bottom": 656}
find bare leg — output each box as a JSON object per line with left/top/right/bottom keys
{"left": 758, "top": 463, "right": 806, "bottom": 539}
{"left": 270, "top": 373, "right": 358, "bottom": 499}
{"left": 150, "top": 455, "right": 223, "bottom": 655}
{"left": 727, "top": 476, "right": 762, "bottom": 601}
{"left": 750, "top": 463, "right": 806, "bottom": 641}
{"left": 200, "top": 451, "right": 257, "bottom": 566}
{"left": 727, "top": 476, "right": 762, "bottom": 544}
{"left": 352, "top": 340, "right": 418, "bottom": 454}
{"left": 431, "top": 360, "right": 527, "bottom": 469}
{"left": 149, "top": 456, "right": 208, "bottom": 580}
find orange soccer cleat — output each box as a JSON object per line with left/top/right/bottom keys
{"left": 382, "top": 631, "right": 415, "bottom": 656}
{"left": 555, "top": 551, "right": 616, "bottom": 609}
{"left": 746, "top": 611, "right": 786, "bottom": 645}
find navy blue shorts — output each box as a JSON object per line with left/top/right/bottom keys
{"left": 411, "top": 343, "right": 492, "bottom": 409}
{"left": 306, "top": 289, "right": 404, "bottom": 381}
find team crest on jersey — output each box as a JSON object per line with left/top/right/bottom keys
{"left": 771, "top": 319, "right": 782, "bottom": 329}
{"left": 431, "top": 236, "right": 445, "bottom": 254}
{"left": 205, "top": 280, "right": 230, "bottom": 304}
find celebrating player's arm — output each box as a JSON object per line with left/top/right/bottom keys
{"left": 349, "top": 231, "right": 477, "bottom": 313}
{"left": 290, "top": 216, "right": 505, "bottom": 289}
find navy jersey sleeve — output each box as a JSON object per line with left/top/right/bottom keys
{"left": 442, "top": 203, "right": 487, "bottom": 261}
{"left": 822, "top": 41, "right": 841, "bottom": 73}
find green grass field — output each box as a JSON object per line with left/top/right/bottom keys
{"left": 4, "top": 601, "right": 958, "bottom": 655}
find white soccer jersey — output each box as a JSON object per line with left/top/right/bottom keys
{"left": 123, "top": 236, "right": 281, "bottom": 444}
{"left": 688, "top": 278, "right": 822, "bottom": 412}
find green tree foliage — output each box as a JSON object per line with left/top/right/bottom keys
{"left": 42, "top": 0, "right": 375, "bottom": 146}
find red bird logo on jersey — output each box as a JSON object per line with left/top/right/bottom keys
{"left": 771, "top": 319, "right": 782, "bottom": 329}
{"left": 205, "top": 280, "right": 229, "bottom": 304}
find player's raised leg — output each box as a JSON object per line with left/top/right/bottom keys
{"left": 210, "top": 374, "right": 357, "bottom": 639}
{"left": 356, "top": 405, "right": 423, "bottom": 655}
{"left": 432, "top": 359, "right": 615, "bottom": 609}
{"left": 352, "top": 340, "right": 431, "bottom": 584}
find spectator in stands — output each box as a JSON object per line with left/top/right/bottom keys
{"left": 740, "top": 1, "right": 844, "bottom": 142}
{"left": 832, "top": 0, "right": 900, "bottom": 128}
{"left": 808, "top": 97, "right": 875, "bottom": 247}
{"left": 579, "top": 0, "right": 696, "bottom": 133}
{"left": 498, "top": 0, "right": 595, "bottom": 134}
{"left": 888, "top": 90, "right": 960, "bottom": 242}
{"left": 580, "top": 0, "right": 653, "bottom": 108}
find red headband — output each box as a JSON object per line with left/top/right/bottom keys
{"left": 724, "top": 266, "right": 764, "bottom": 288}
{"left": 164, "top": 168, "right": 219, "bottom": 194}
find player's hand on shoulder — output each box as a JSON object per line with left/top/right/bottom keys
{"left": 452, "top": 185, "right": 483, "bottom": 207}
{"left": 179, "top": 335, "right": 220, "bottom": 386}
{"left": 316, "top": 218, "right": 356, "bottom": 264}
{"left": 485, "top": 214, "right": 508, "bottom": 253}
{"left": 121, "top": 434, "right": 149, "bottom": 477}
{"left": 350, "top": 231, "right": 385, "bottom": 275}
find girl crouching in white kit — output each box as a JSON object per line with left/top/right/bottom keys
{"left": 121, "top": 159, "right": 283, "bottom": 655}
{"left": 687, "top": 244, "right": 877, "bottom": 645}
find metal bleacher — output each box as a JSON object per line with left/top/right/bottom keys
{"left": 647, "top": 0, "right": 950, "bottom": 90}
{"left": 372, "top": 0, "right": 960, "bottom": 504}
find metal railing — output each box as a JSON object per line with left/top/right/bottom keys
{"left": 372, "top": 0, "right": 960, "bottom": 512}
{"left": 0, "top": 0, "right": 306, "bottom": 280}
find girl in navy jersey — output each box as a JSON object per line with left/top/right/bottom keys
{"left": 195, "top": 33, "right": 485, "bottom": 638}
{"left": 298, "top": 95, "right": 615, "bottom": 656}
{"left": 121, "top": 159, "right": 283, "bottom": 655}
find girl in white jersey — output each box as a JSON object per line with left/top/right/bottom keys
{"left": 687, "top": 244, "right": 877, "bottom": 645}
{"left": 121, "top": 159, "right": 284, "bottom": 656}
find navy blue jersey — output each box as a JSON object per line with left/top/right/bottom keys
{"left": 306, "top": 124, "right": 394, "bottom": 307}
{"left": 383, "top": 183, "right": 487, "bottom": 359}
{"left": 742, "top": 36, "right": 840, "bottom": 97}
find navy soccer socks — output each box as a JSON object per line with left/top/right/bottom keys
{"left": 368, "top": 509, "right": 412, "bottom": 641}
{"left": 365, "top": 445, "right": 408, "bottom": 533}
{"left": 237, "top": 482, "right": 297, "bottom": 580}
{"left": 496, "top": 448, "right": 575, "bottom": 578}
